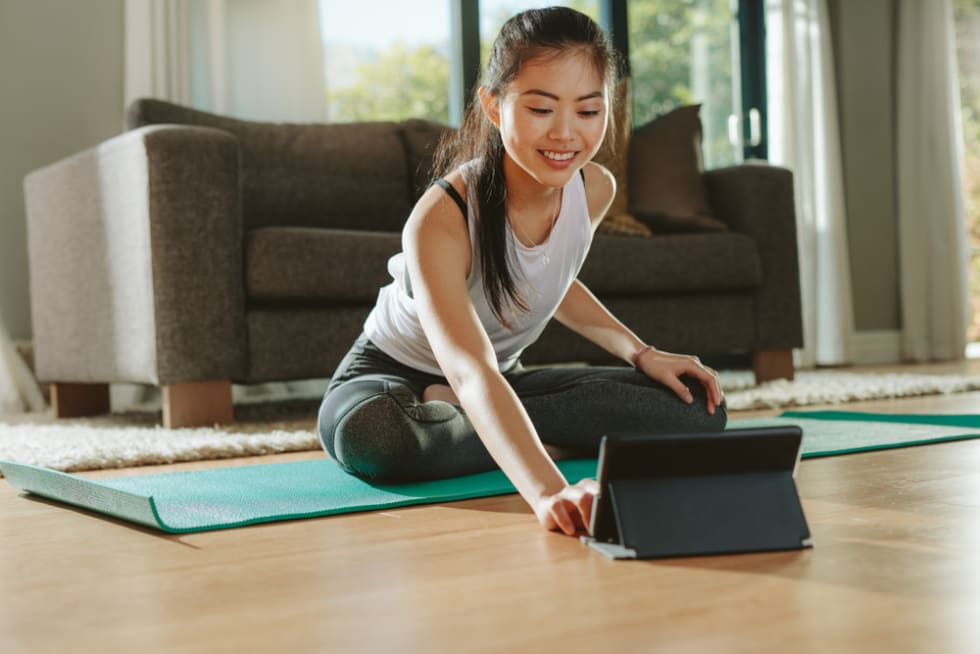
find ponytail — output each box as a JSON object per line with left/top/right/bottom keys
{"left": 431, "top": 7, "right": 616, "bottom": 329}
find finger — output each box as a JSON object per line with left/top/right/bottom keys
{"left": 702, "top": 366, "right": 721, "bottom": 405}
{"left": 664, "top": 376, "right": 694, "bottom": 404}
{"left": 575, "top": 491, "right": 595, "bottom": 531}
{"left": 700, "top": 374, "right": 717, "bottom": 414}
{"left": 683, "top": 364, "right": 722, "bottom": 412}
{"left": 700, "top": 366, "right": 723, "bottom": 405}
{"left": 710, "top": 375, "right": 725, "bottom": 409}
{"left": 550, "top": 500, "right": 578, "bottom": 536}
{"left": 712, "top": 378, "right": 725, "bottom": 408}
{"left": 559, "top": 487, "right": 591, "bottom": 530}
{"left": 558, "top": 493, "right": 588, "bottom": 531}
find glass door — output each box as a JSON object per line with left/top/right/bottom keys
{"left": 479, "top": 0, "right": 601, "bottom": 67}
{"left": 953, "top": 0, "right": 980, "bottom": 348}
{"left": 627, "top": 0, "right": 763, "bottom": 168}
{"left": 318, "top": 0, "right": 452, "bottom": 123}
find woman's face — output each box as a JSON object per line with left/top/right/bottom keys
{"left": 482, "top": 49, "right": 609, "bottom": 189}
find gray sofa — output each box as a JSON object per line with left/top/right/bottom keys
{"left": 24, "top": 98, "right": 802, "bottom": 427}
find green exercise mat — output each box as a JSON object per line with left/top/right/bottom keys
{"left": 2, "top": 411, "right": 979, "bottom": 534}
{"left": 734, "top": 412, "right": 980, "bottom": 456}
{"left": 0, "top": 457, "right": 596, "bottom": 534}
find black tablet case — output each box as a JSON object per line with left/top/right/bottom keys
{"left": 584, "top": 426, "right": 813, "bottom": 559}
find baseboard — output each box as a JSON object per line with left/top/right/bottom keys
{"left": 851, "top": 330, "right": 902, "bottom": 365}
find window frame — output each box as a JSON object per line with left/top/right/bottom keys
{"left": 448, "top": 0, "right": 768, "bottom": 161}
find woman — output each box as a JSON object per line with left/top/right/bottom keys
{"left": 319, "top": 7, "right": 726, "bottom": 536}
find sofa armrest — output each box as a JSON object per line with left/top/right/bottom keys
{"left": 25, "top": 125, "right": 247, "bottom": 385}
{"left": 703, "top": 164, "right": 803, "bottom": 349}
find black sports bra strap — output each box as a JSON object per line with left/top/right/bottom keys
{"left": 431, "top": 178, "right": 468, "bottom": 219}
{"left": 432, "top": 169, "right": 582, "bottom": 218}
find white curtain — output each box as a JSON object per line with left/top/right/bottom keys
{"left": 766, "top": 0, "right": 854, "bottom": 367}
{"left": 0, "top": 315, "right": 45, "bottom": 415}
{"left": 124, "top": 0, "right": 327, "bottom": 122}
{"left": 896, "top": 0, "right": 970, "bottom": 361}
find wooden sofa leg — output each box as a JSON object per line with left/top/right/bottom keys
{"left": 163, "top": 380, "right": 233, "bottom": 429}
{"left": 51, "top": 383, "right": 110, "bottom": 418}
{"left": 753, "top": 349, "right": 795, "bottom": 383}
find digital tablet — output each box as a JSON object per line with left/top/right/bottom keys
{"left": 583, "top": 426, "right": 813, "bottom": 559}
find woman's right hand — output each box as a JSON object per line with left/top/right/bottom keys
{"left": 533, "top": 478, "right": 600, "bottom": 536}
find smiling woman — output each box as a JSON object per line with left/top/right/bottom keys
{"left": 315, "top": 7, "right": 726, "bottom": 539}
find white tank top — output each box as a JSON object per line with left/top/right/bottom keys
{"left": 363, "top": 163, "right": 593, "bottom": 375}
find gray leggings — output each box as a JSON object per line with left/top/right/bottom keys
{"left": 317, "top": 335, "right": 727, "bottom": 482}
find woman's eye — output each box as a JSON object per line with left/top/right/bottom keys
{"left": 528, "top": 107, "right": 552, "bottom": 115}
{"left": 579, "top": 110, "right": 601, "bottom": 117}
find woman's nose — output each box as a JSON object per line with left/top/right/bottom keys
{"left": 548, "top": 113, "right": 574, "bottom": 141}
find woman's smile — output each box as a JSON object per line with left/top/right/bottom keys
{"left": 539, "top": 149, "right": 579, "bottom": 168}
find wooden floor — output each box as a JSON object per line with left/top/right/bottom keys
{"left": 3, "top": 360, "right": 980, "bottom": 653}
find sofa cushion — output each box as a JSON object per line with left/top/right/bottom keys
{"left": 628, "top": 104, "right": 728, "bottom": 233}
{"left": 401, "top": 118, "right": 453, "bottom": 201}
{"left": 246, "top": 227, "right": 760, "bottom": 304}
{"left": 580, "top": 232, "right": 761, "bottom": 296}
{"left": 245, "top": 227, "right": 402, "bottom": 303}
{"left": 128, "top": 99, "right": 416, "bottom": 232}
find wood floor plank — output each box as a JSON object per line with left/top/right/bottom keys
{"left": 2, "top": 361, "right": 980, "bottom": 652}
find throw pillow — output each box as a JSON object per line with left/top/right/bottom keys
{"left": 594, "top": 78, "right": 654, "bottom": 238}
{"left": 627, "top": 104, "right": 727, "bottom": 233}
{"left": 597, "top": 212, "right": 654, "bottom": 237}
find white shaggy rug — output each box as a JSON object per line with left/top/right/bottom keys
{"left": 721, "top": 370, "right": 980, "bottom": 410}
{"left": 1, "top": 370, "right": 979, "bottom": 475}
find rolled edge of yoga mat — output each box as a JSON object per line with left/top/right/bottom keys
{"left": 0, "top": 460, "right": 165, "bottom": 530}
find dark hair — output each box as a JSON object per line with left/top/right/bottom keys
{"left": 432, "top": 6, "right": 618, "bottom": 329}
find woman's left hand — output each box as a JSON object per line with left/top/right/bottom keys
{"left": 633, "top": 347, "right": 724, "bottom": 415}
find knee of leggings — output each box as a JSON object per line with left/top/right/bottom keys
{"left": 680, "top": 375, "right": 728, "bottom": 429}
{"left": 317, "top": 376, "right": 402, "bottom": 462}
{"left": 318, "top": 375, "right": 442, "bottom": 480}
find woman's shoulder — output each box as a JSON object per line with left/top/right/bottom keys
{"left": 581, "top": 161, "right": 617, "bottom": 224}
{"left": 405, "top": 166, "right": 472, "bottom": 244}
{"left": 438, "top": 166, "right": 470, "bottom": 204}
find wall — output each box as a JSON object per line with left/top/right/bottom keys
{"left": 0, "top": 0, "right": 125, "bottom": 341}
{"left": 827, "top": 0, "right": 901, "bottom": 333}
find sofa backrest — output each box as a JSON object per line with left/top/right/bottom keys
{"left": 127, "top": 99, "right": 449, "bottom": 232}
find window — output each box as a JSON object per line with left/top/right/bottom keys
{"left": 316, "top": 0, "right": 765, "bottom": 170}
{"left": 479, "top": 1, "right": 601, "bottom": 68}
{"left": 318, "top": 0, "right": 451, "bottom": 123}
{"left": 954, "top": 0, "right": 980, "bottom": 345}
{"left": 628, "top": 0, "right": 742, "bottom": 168}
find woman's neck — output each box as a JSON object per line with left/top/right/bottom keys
{"left": 501, "top": 154, "right": 564, "bottom": 237}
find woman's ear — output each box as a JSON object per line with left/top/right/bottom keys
{"left": 478, "top": 86, "right": 501, "bottom": 128}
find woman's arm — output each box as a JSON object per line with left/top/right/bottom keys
{"left": 553, "top": 279, "right": 723, "bottom": 413}
{"left": 555, "top": 163, "right": 724, "bottom": 412}
{"left": 403, "top": 175, "right": 594, "bottom": 535}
